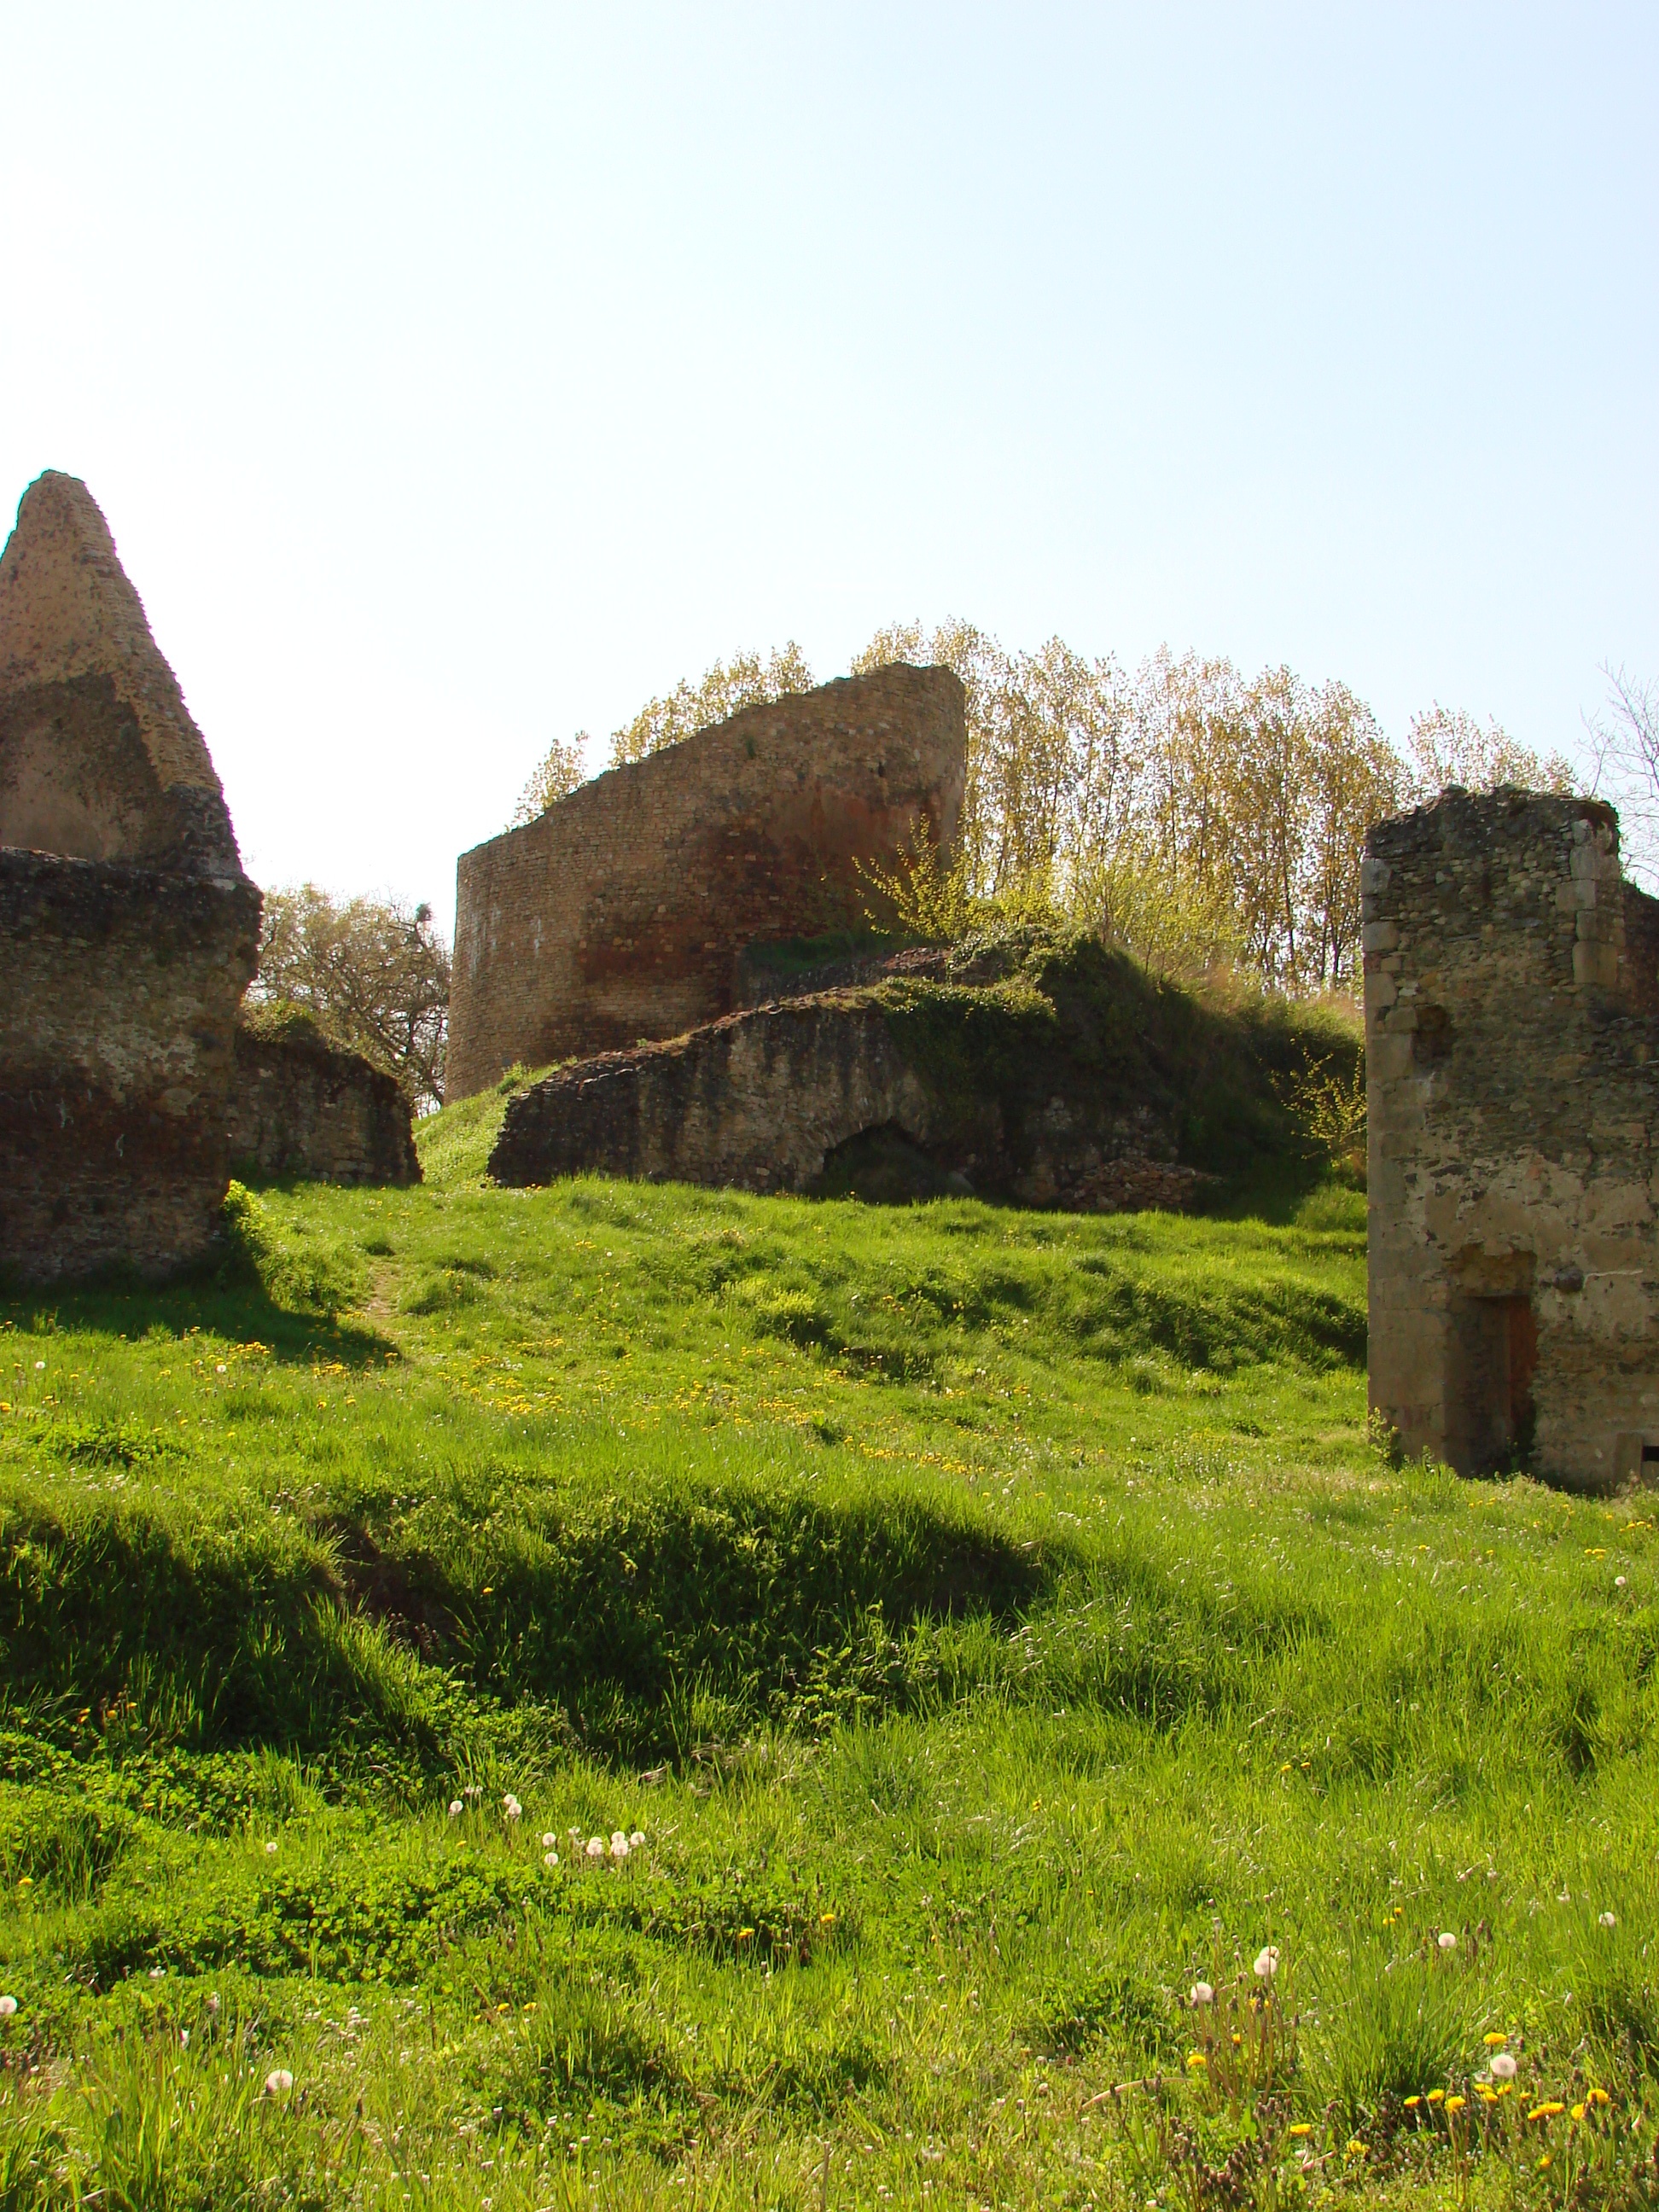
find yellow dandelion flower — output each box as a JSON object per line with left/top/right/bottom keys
{"left": 1445, "top": 2096, "right": 1466, "bottom": 2114}
{"left": 1483, "top": 2032, "right": 1509, "bottom": 2046}
{"left": 1288, "top": 2123, "right": 1312, "bottom": 2139}
{"left": 1528, "top": 2102, "right": 1565, "bottom": 2122}
{"left": 1427, "top": 2089, "right": 1446, "bottom": 2104}
{"left": 1587, "top": 2087, "right": 1610, "bottom": 2107}
{"left": 1403, "top": 2097, "right": 1421, "bottom": 2110}
{"left": 1571, "top": 2104, "right": 1586, "bottom": 2123}
{"left": 1187, "top": 2052, "right": 1208, "bottom": 2069}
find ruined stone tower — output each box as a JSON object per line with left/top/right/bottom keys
{"left": 0, "top": 472, "right": 262, "bottom": 1281}
{"left": 1364, "top": 787, "right": 1659, "bottom": 1489}
{"left": 447, "top": 664, "right": 966, "bottom": 1099}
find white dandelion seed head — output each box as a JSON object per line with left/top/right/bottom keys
{"left": 216, "top": 1363, "right": 227, "bottom": 1373}
{"left": 502, "top": 1795, "right": 521, "bottom": 1820}
{"left": 1438, "top": 1931, "right": 1457, "bottom": 1951}
{"left": 568, "top": 1826, "right": 582, "bottom": 1842}
{"left": 1190, "top": 1982, "right": 1214, "bottom": 2006}
{"left": 149, "top": 1966, "right": 166, "bottom": 1979}
{"left": 265, "top": 1840, "right": 278, "bottom": 1854}
{"left": 1615, "top": 1575, "right": 1627, "bottom": 1588}
{"left": 464, "top": 1784, "right": 480, "bottom": 1800}
{"left": 629, "top": 1831, "right": 646, "bottom": 1848}
{"left": 1253, "top": 1947, "right": 1279, "bottom": 1980}
{"left": 1600, "top": 1911, "right": 1617, "bottom": 1929}
{"left": 33, "top": 1361, "right": 44, "bottom": 1371}
{"left": 0, "top": 1995, "right": 16, "bottom": 2017}
{"left": 1491, "top": 2052, "right": 1518, "bottom": 2080}
{"left": 610, "top": 1831, "right": 627, "bottom": 1849}
{"left": 206, "top": 1994, "right": 220, "bottom": 2015}
{"left": 449, "top": 1801, "right": 463, "bottom": 1817}
{"left": 585, "top": 1837, "right": 604, "bottom": 1859}
{"left": 610, "top": 1837, "right": 630, "bottom": 1860}
{"left": 264, "top": 2069, "right": 294, "bottom": 2097}
{"left": 541, "top": 1832, "right": 558, "bottom": 1848}
{"left": 544, "top": 1851, "right": 559, "bottom": 1869}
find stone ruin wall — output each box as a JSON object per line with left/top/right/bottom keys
{"left": 488, "top": 985, "right": 1206, "bottom": 1214}
{"left": 447, "top": 665, "right": 966, "bottom": 1100}
{"left": 225, "top": 1017, "right": 421, "bottom": 1188}
{"left": 0, "top": 472, "right": 260, "bottom": 1283}
{"left": 1364, "top": 787, "right": 1659, "bottom": 1491}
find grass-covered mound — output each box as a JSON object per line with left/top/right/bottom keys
{"left": 869, "top": 925, "right": 1362, "bottom": 1193}
{"left": 0, "top": 1121, "right": 1654, "bottom": 2209}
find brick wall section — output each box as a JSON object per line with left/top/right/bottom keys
{"left": 0, "top": 470, "right": 261, "bottom": 1283}
{"left": 0, "top": 853, "right": 260, "bottom": 1282}
{"left": 226, "top": 1020, "right": 421, "bottom": 1186}
{"left": 447, "top": 666, "right": 965, "bottom": 1099}
{"left": 1364, "top": 787, "right": 1659, "bottom": 1490}
{"left": 489, "top": 991, "right": 1206, "bottom": 1214}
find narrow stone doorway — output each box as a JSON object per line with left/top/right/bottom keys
{"left": 1448, "top": 1289, "right": 1537, "bottom": 1472}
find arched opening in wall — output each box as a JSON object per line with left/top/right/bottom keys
{"left": 809, "top": 1123, "right": 975, "bottom": 1206}
{"left": 1447, "top": 1249, "right": 1538, "bottom": 1472}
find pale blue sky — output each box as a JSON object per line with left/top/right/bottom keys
{"left": 2, "top": 3, "right": 1654, "bottom": 934}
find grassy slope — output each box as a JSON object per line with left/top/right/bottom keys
{"left": 0, "top": 1082, "right": 1654, "bottom": 2209}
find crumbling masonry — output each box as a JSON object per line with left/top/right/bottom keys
{"left": 0, "top": 472, "right": 261, "bottom": 1282}
{"left": 447, "top": 666, "right": 966, "bottom": 1098}
{"left": 1365, "top": 788, "right": 1659, "bottom": 1490}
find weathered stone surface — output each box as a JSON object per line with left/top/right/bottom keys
{"left": 1365, "top": 786, "right": 1659, "bottom": 1490}
{"left": 0, "top": 472, "right": 242, "bottom": 877}
{"left": 488, "top": 981, "right": 1208, "bottom": 1214}
{"left": 226, "top": 1014, "right": 421, "bottom": 1187}
{"left": 0, "top": 853, "right": 260, "bottom": 1281}
{"left": 448, "top": 666, "right": 966, "bottom": 1099}
{"left": 0, "top": 473, "right": 259, "bottom": 1284}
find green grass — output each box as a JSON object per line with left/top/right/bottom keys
{"left": 0, "top": 1089, "right": 1656, "bottom": 2209}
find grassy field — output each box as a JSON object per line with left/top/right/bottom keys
{"left": 0, "top": 1078, "right": 1655, "bottom": 2209}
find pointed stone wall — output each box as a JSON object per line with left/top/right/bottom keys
{"left": 0, "top": 472, "right": 260, "bottom": 1283}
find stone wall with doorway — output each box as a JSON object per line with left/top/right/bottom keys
{"left": 1364, "top": 787, "right": 1659, "bottom": 1489}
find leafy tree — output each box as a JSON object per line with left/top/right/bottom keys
{"left": 608, "top": 643, "right": 814, "bottom": 767}
{"left": 511, "top": 734, "right": 590, "bottom": 827}
{"left": 253, "top": 886, "right": 451, "bottom": 1110}
{"left": 852, "top": 624, "right": 1579, "bottom": 994}
{"left": 1402, "top": 705, "right": 1575, "bottom": 804}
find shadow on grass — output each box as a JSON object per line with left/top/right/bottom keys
{"left": 0, "top": 1266, "right": 393, "bottom": 1368}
